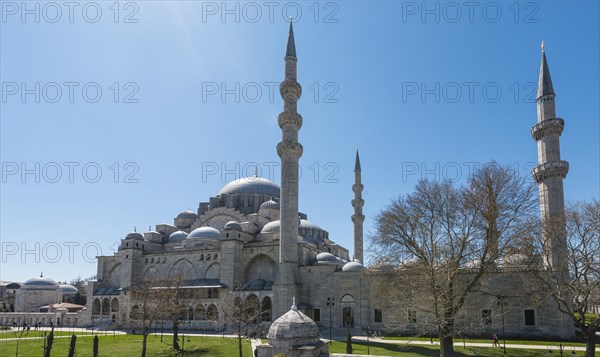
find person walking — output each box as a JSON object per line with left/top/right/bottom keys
{"left": 492, "top": 334, "right": 499, "bottom": 347}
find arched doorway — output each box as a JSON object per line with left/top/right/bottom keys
{"left": 340, "top": 294, "right": 355, "bottom": 328}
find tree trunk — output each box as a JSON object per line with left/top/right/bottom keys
{"left": 141, "top": 332, "right": 148, "bottom": 357}
{"left": 584, "top": 330, "right": 596, "bottom": 357}
{"left": 172, "top": 321, "right": 180, "bottom": 351}
{"left": 238, "top": 335, "right": 243, "bottom": 357}
{"left": 439, "top": 335, "right": 455, "bottom": 357}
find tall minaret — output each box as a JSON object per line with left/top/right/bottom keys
{"left": 273, "top": 18, "right": 303, "bottom": 318}
{"left": 531, "top": 41, "right": 569, "bottom": 270}
{"left": 352, "top": 150, "right": 365, "bottom": 263}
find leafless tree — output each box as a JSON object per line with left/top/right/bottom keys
{"left": 370, "top": 162, "right": 536, "bottom": 357}
{"left": 158, "top": 282, "right": 206, "bottom": 351}
{"left": 522, "top": 200, "right": 600, "bottom": 357}
{"left": 221, "top": 284, "right": 268, "bottom": 357}
{"left": 128, "top": 275, "right": 182, "bottom": 357}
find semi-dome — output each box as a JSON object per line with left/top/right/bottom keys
{"left": 260, "top": 199, "right": 280, "bottom": 210}
{"left": 261, "top": 220, "right": 281, "bottom": 234}
{"left": 23, "top": 276, "right": 58, "bottom": 287}
{"left": 224, "top": 221, "right": 243, "bottom": 231}
{"left": 342, "top": 260, "right": 366, "bottom": 272}
{"left": 187, "top": 226, "right": 221, "bottom": 240}
{"left": 58, "top": 284, "right": 79, "bottom": 294}
{"left": 126, "top": 231, "right": 144, "bottom": 240}
{"left": 169, "top": 230, "right": 188, "bottom": 243}
{"left": 218, "top": 177, "right": 280, "bottom": 197}
{"left": 177, "top": 210, "right": 198, "bottom": 219}
{"left": 316, "top": 252, "right": 338, "bottom": 264}
{"left": 267, "top": 300, "right": 320, "bottom": 347}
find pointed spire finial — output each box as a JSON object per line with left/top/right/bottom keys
{"left": 40, "top": 271, "right": 43, "bottom": 278}
{"left": 291, "top": 296, "right": 297, "bottom": 311}
{"left": 538, "top": 41, "right": 554, "bottom": 98}
{"left": 134, "top": 226, "right": 137, "bottom": 233}
{"left": 285, "top": 18, "right": 296, "bottom": 59}
{"left": 254, "top": 165, "right": 259, "bottom": 177}
{"left": 355, "top": 149, "right": 361, "bottom": 171}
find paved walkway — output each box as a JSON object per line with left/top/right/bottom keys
{"left": 351, "top": 336, "right": 600, "bottom": 353}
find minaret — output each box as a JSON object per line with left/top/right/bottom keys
{"left": 273, "top": 18, "right": 303, "bottom": 318}
{"left": 531, "top": 41, "right": 569, "bottom": 270}
{"left": 351, "top": 150, "right": 365, "bottom": 263}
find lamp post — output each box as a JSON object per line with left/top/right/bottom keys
{"left": 496, "top": 295, "right": 507, "bottom": 354}
{"left": 326, "top": 297, "right": 335, "bottom": 340}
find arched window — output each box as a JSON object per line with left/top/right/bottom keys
{"left": 111, "top": 298, "right": 119, "bottom": 312}
{"left": 102, "top": 298, "right": 110, "bottom": 315}
{"left": 130, "top": 305, "right": 140, "bottom": 320}
{"left": 195, "top": 305, "right": 206, "bottom": 320}
{"left": 92, "top": 299, "right": 101, "bottom": 315}
{"left": 261, "top": 297, "right": 272, "bottom": 322}
{"left": 207, "top": 304, "right": 218, "bottom": 320}
{"left": 245, "top": 295, "right": 260, "bottom": 323}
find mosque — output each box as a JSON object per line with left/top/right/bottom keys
{"left": 1, "top": 22, "right": 575, "bottom": 342}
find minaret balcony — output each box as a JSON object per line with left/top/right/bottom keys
{"left": 351, "top": 198, "right": 364, "bottom": 207}
{"left": 532, "top": 160, "right": 569, "bottom": 183}
{"left": 278, "top": 111, "right": 303, "bottom": 129}
{"left": 531, "top": 118, "right": 564, "bottom": 141}
{"left": 279, "top": 80, "right": 302, "bottom": 102}
{"left": 277, "top": 141, "right": 303, "bottom": 158}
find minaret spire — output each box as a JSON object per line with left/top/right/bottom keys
{"left": 352, "top": 149, "right": 365, "bottom": 263}
{"left": 273, "top": 20, "right": 303, "bottom": 319}
{"left": 538, "top": 40, "right": 555, "bottom": 99}
{"left": 531, "top": 43, "right": 569, "bottom": 270}
{"left": 286, "top": 17, "right": 296, "bottom": 59}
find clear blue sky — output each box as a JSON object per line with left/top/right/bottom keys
{"left": 1, "top": 0, "right": 598, "bottom": 283}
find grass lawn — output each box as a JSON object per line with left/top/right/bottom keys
{"left": 331, "top": 340, "right": 587, "bottom": 356}
{"left": 0, "top": 333, "right": 253, "bottom": 356}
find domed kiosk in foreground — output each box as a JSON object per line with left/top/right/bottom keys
{"left": 256, "top": 297, "right": 330, "bottom": 357}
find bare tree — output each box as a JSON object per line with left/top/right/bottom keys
{"left": 158, "top": 282, "right": 206, "bottom": 351}
{"left": 221, "top": 285, "right": 267, "bottom": 357}
{"left": 524, "top": 200, "right": 600, "bottom": 357}
{"left": 128, "top": 275, "right": 181, "bottom": 357}
{"left": 370, "top": 162, "right": 535, "bottom": 357}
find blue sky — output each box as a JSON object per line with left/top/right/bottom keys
{"left": 1, "top": 0, "right": 598, "bottom": 283}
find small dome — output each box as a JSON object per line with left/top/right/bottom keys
{"left": 224, "top": 221, "right": 242, "bottom": 231}
{"left": 299, "top": 219, "right": 321, "bottom": 230}
{"left": 23, "top": 276, "right": 58, "bottom": 287}
{"left": 268, "top": 301, "right": 320, "bottom": 347}
{"left": 177, "top": 210, "right": 198, "bottom": 219}
{"left": 316, "top": 252, "right": 338, "bottom": 264}
{"left": 187, "top": 226, "right": 221, "bottom": 240}
{"left": 219, "top": 177, "right": 280, "bottom": 197}
{"left": 169, "top": 230, "right": 188, "bottom": 243}
{"left": 342, "top": 260, "right": 366, "bottom": 272}
{"left": 126, "top": 232, "right": 144, "bottom": 240}
{"left": 58, "top": 284, "right": 79, "bottom": 294}
{"left": 261, "top": 220, "right": 281, "bottom": 234}
{"left": 260, "top": 199, "right": 280, "bottom": 210}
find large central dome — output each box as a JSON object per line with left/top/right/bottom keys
{"left": 218, "top": 176, "right": 280, "bottom": 197}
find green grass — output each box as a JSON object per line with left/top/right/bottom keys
{"left": 331, "top": 340, "right": 587, "bottom": 356}
{"left": 0, "top": 334, "right": 253, "bottom": 356}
